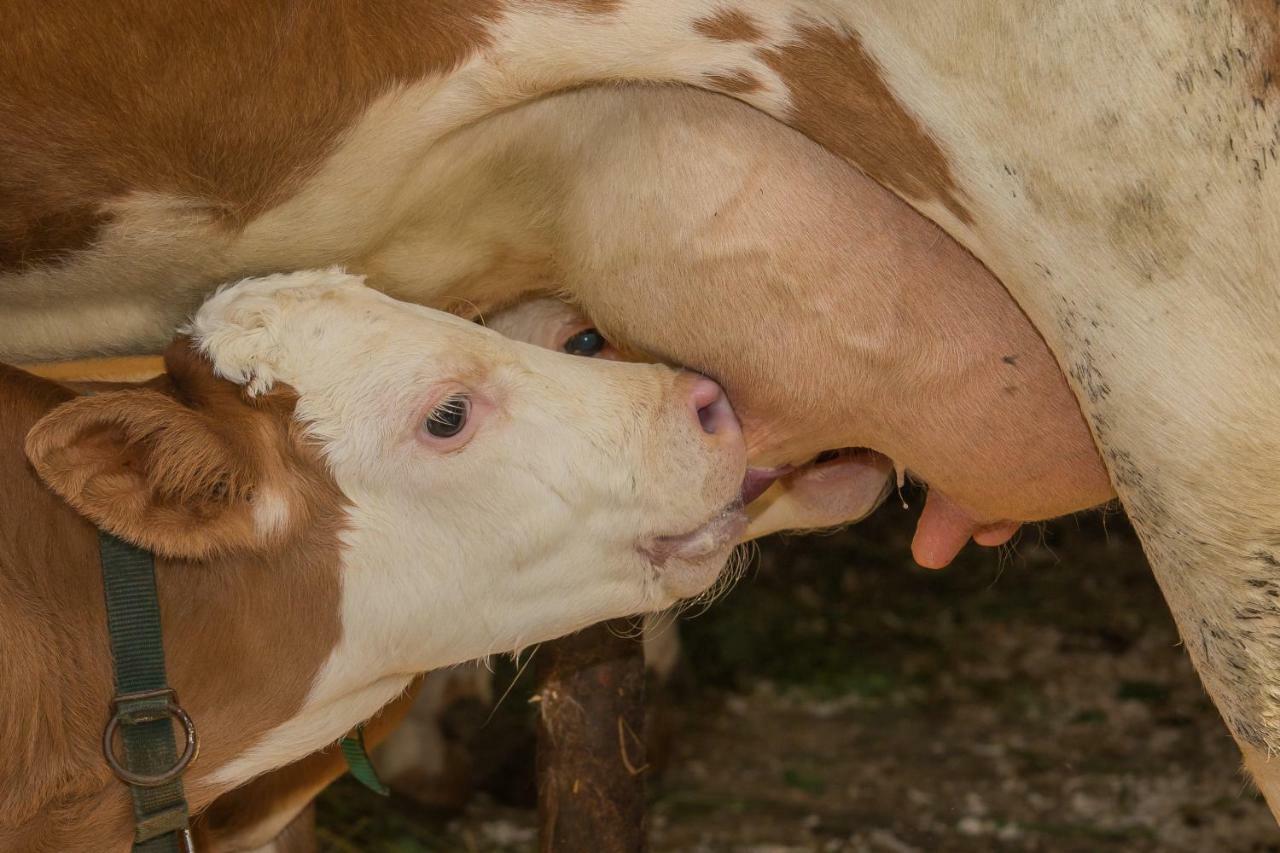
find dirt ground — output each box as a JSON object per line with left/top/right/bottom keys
{"left": 317, "top": 495, "right": 1279, "bottom": 851}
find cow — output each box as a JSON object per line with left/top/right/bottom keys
{"left": 3, "top": 0, "right": 1278, "bottom": 816}
{"left": 0, "top": 269, "right": 759, "bottom": 851}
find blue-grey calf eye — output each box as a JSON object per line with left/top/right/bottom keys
{"left": 564, "top": 328, "right": 606, "bottom": 357}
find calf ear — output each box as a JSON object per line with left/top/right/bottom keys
{"left": 25, "top": 390, "right": 263, "bottom": 559}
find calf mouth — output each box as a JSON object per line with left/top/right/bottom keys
{"left": 641, "top": 501, "right": 748, "bottom": 569}
{"left": 649, "top": 464, "right": 796, "bottom": 563}
{"left": 640, "top": 502, "right": 744, "bottom": 600}
{"left": 641, "top": 466, "right": 788, "bottom": 598}
{"left": 768, "top": 446, "right": 897, "bottom": 526}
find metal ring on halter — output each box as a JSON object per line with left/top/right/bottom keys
{"left": 102, "top": 691, "right": 199, "bottom": 788}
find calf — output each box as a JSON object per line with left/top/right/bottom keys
{"left": 0, "top": 269, "right": 753, "bottom": 851}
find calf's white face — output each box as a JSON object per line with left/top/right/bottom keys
{"left": 192, "top": 269, "right": 745, "bottom": 654}
{"left": 184, "top": 270, "right": 748, "bottom": 783}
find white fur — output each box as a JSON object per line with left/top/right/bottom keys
{"left": 250, "top": 489, "right": 292, "bottom": 540}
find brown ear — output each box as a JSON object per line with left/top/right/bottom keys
{"left": 24, "top": 390, "right": 263, "bottom": 559}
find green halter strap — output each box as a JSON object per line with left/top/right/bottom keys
{"left": 98, "top": 531, "right": 197, "bottom": 853}
{"left": 97, "top": 528, "right": 385, "bottom": 853}
{"left": 340, "top": 724, "right": 389, "bottom": 796}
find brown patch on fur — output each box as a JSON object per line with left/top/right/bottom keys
{"left": 759, "top": 20, "right": 972, "bottom": 223}
{"left": 1, "top": 343, "right": 345, "bottom": 850}
{"left": 1236, "top": 0, "right": 1280, "bottom": 100}
{"left": 0, "top": 0, "right": 503, "bottom": 273}
{"left": 694, "top": 8, "right": 764, "bottom": 43}
{"left": 1106, "top": 184, "right": 1189, "bottom": 283}
{"left": 0, "top": 206, "right": 112, "bottom": 271}
{"left": 706, "top": 69, "right": 764, "bottom": 95}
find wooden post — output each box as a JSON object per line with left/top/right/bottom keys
{"left": 536, "top": 620, "right": 647, "bottom": 853}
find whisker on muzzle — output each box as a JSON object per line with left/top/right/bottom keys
{"left": 606, "top": 615, "right": 648, "bottom": 642}
{"left": 675, "top": 541, "right": 758, "bottom": 620}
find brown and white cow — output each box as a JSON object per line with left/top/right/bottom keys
{"left": 3, "top": 0, "right": 1279, "bottom": 815}
{"left": 0, "top": 269, "right": 756, "bottom": 851}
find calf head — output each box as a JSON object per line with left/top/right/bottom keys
{"left": 19, "top": 269, "right": 748, "bottom": 811}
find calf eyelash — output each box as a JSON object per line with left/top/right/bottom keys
{"left": 424, "top": 393, "right": 471, "bottom": 438}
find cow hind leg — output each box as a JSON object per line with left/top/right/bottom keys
{"left": 1133, "top": 521, "right": 1280, "bottom": 823}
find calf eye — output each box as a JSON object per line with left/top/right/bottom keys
{"left": 564, "top": 328, "right": 607, "bottom": 357}
{"left": 424, "top": 394, "right": 470, "bottom": 438}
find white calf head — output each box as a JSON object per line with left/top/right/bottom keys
{"left": 188, "top": 270, "right": 747, "bottom": 669}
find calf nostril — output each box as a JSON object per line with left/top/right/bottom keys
{"left": 699, "top": 402, "right": 719, "bottom": 434}
{"left": 690, "top": 377, "right": 730, "bottom": 435}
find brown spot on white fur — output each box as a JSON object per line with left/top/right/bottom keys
{"left": 1106, "top": 183, "right": 1190, "bottom": 284}
{"left": 693, "top": 8, "right": 764, "bottom": 43}
{"left": 706, "top": 69, "right": 764, "bottom": 94}
{"left": 759, "top": 19, "right": 972, "bottom": 224}
{"left": 1236, "top": 0, "right": 1280, "bottom": 101}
